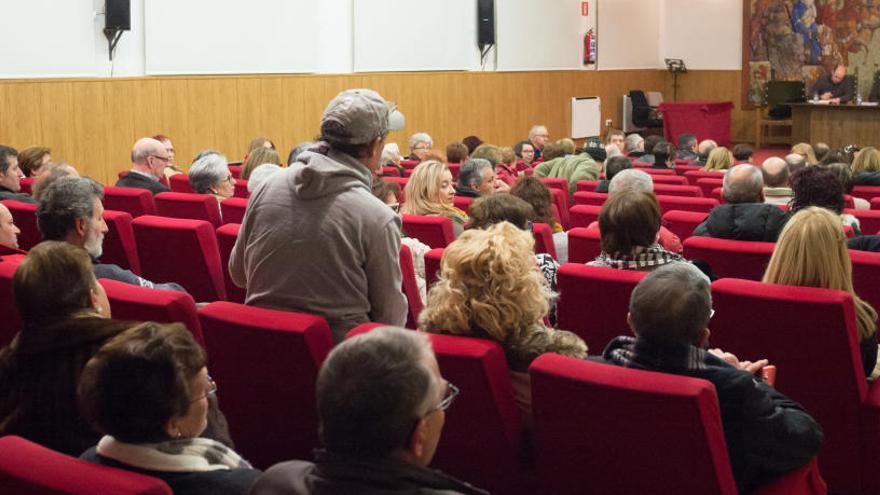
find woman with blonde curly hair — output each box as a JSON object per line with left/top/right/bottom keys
{"left": 701, "top": 146, "right": 734, "bottom": 172}
{"left": 401, "top": 160, "right": 468, "bottom": 237}
{"left": 763, "top": 207, "right": 878, "bottom": 377}
{"left": 419, "top": 222, "right": 587, "bottom": 424}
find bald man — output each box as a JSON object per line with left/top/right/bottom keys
{"left": 0, "top": 203, "right": 21, "bottom": 249}
{"left": 761, "top": 157, "right": 793, "bottom": 206}
{"left": 812, "top": 64, "right": 853, "bottom": 104}
{"left": 115, "top": 137, "right": 171, "bottom": 195}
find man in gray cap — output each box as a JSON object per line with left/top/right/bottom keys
{"left": 230, "top": 88, "right": 408, "bottom": 341}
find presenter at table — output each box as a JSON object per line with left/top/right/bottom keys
{"left": 812, "top": 64, "right": 854, "bottom": 104}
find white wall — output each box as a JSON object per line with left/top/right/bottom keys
{"left": 597, "top": 0, "right": 663, "bottom": 70}
{"left": 661, "top": 0, "right": 742, "bottom": 70}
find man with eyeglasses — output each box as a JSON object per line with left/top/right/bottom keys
{"left": 528, "top": 125, "right": 550, "bottom": 161}
{"left": 115, "top": 137, "right": 172, "bottom": 195}
{"left": 250, "top": 327, "right": 486, "bottom": 495}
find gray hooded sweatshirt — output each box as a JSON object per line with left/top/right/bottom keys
{"left": 230, "top": 143, "right": 407, "bottom": 341}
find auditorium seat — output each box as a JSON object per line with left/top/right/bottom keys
{"left": 655, "top": 195, "right": 718, "bottom": 215}
{"left": 102, "top": 210, "right": 141, "bottom": 274}
{"left": 0, "top": 260, "right": 21, "bottom": 347}
{"left": 674, "top": 164, "right": 703, "bottom": 176}
{"left": 683, "top": 170, "right": 725, "bottom": 185}
{"left": 660, "top": 209, "right": 707, "bottom": 243}
{"left": 651, "top": 174, "right": 689, "bottom": 185}
{"left": 844, "top": 195, "right": 855, "bottom": 209}
{"left": 401, "top": 214, "right": 455, "bottom": 249}
{"left": 556, "top": 263, "right": 646, "bottom": 350}
{"left": 567, "top": 225, "right": 601, "bottom": 264}
{"left": 102, "top": 186, "right": 157, "bottom": 218}
{"left": 347, "top": 323, "right": 532, "bottom": 494}
{"left": 635, "top": 167, "right": 676, "bottom": 176}
{"left": 1, "top": 200, "right": 40, "bottom": 250}
{"left": 850, "top": 249, "right": 880, "bottom": 316}
{"left": 381, "top": 166, "right": 401, "bottom": 177}
{"left": 154, "top": 192, "right": 223, "bottom": 228}
{"left": 540, "top": 177, "right": 568, "bottom": 193}
{"left": 424, "top": 247, "right": 443, "bottom": 293}
{"left": 215, "top": 223, "right": 245, "bottom": 304}
{"left": 709, "top": 279, "right": 879, "bottom": 494}
{"left": 845, "top": 208, "right": 880, "bottom": 235}
{"left": 399, "top": 243, "right": 423, "bottom": 329}
{"left": 382, "top": 176, "right": 408, "bottom": 190}
{"left": 447, "top": 162, "right": 462, "bottom": 179}
{"left": 0, "top": 435, "right": 172, "bottom": 495}
{"left": 572, "top": 191, "right": 607, "bottom": 207}
{"left": 220, "top": 197, "right": 248, "bottom": 225}
{"left": 549, "top": 188, "right": 570, "bottom": 229}
{"left": 532, "top": 223, "right": 557, "bottom": 259}
{"left": 197, "top": 302, "right": 333, "bottom": 470}
{"left": 853, "top": 185, "right": 880, "bottom": 203}
{"left": 575, "top": 180, "right": 599, "bottom": 193}
{"left": 168, "top": 173, "right": 194, "bottom": 193}
{"left": 652, "top": 184, "right": 703, "bottom": 197}
{"left": 452, "top": 195, "right": 474, "bottom": 213}
{"left": 18, "top": 177, "right": 34, "bottom": 195}
{"left": 99, "top": 278, "right": 203, "bottom": 345}
{"left": 132, "top": 216, "right": 226, "bottom": 302}
{"left": 528, "top": 355, "right": 826, "bottom": 495}
{"left": 674, "top": 159, "right": 695, "bottom": 166}
{"left": 695, "top": 177, "right": 724, "bottom": 198}
{"left": 228, "top": 165, "right": 242, "bottom": 179}
{"left": 569, "top": 204, "right": 602, "bottom": 229}
{"left": 710, "top": 187, "right": 725, "bottom": 203}
{"left": 400, "top": 159, "right": 419, "bottom": 170}
{"left": 682, "top": 236, "right": 774, "bottom": 280}
{"left": 233, "top": 179, "right": 249, "bottom": 198}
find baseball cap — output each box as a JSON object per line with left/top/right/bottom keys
{"left": 320, "top": 88, "right": 405, "bottom": 145}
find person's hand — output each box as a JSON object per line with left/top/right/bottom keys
{"left": 821, "top": 91, "right": 833, "bottom": 100}
{"left": 709, "top": 348, "right": 769, "bottom": 374}
{"left": 494, "top": 179, "right": 510, "bottom": 193}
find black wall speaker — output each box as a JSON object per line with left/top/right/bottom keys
{"left": 106, "top": 0, "right": 131, "bottom": 31}
{"left": 477, "top": 0, "right": 495, "bottom": 47}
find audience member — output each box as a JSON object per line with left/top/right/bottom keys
{"left": 287, "top": 142, "right": 314, "bottom": 166}
{"left": 17, "top": 146, "right": 51, "bottom": 178}
{"left": 789, "top": 166, "right": 860, "bottom": 234}
{"left": 470, "top": 143, "right": 502, "bottom": 166}
{"left": 79, "top": 322, "right": 260, "bottom": 495}
{"left": 624, "top": 134, "right": 645, "bottom": 158}
{"left": 589, "top": 190, "right": 685, "bottom": 270}
{"left": 496, "top": 147, "right": 519, "bottom": 185}
{"left": 701, "top": 146, "right": 734, "bottom": 172}
{"left": 419, "top": 223, "right": 586, "bottom": 425}
{"left": 676, "top": 133, "right": 699, "bottom": 161}
{"left": 693, "top": 139, "right": 717, "bottom": 168}
{"left": 372, "top": 179, "right": 429, "bottom": 304}
{"left": 402, "top": 160, "right": 469, "bottom": 237}
{"left": 462, "top": 135, "right": 483, "bottom": 155}
{"left": 528, "top": 125, "right": 550, "bottom": 160}
{"left": 825, "top": 161, "right": 868, "bottom": 209}
{"left": 513, "top": 140, "right": 536, "bottom": 167}
{"left": 246, "top": 136, "right": 275, "bottom": 157}
{"left": 509, "top": 176, "right": 568, "bottom": 262}
{"left": 250, "top": 327, "right": 487, "bottom": 495}
{"left": 446, "top": 142, "right": 468, "bottom": 165}
{"left": 231, "top": 89, "right": 407, "bottom": 342}
{"left": 189, "top": 152, "right": 234, "bottom": 205}
{"left": 791, "top": 142, "right": 818, "bottom": 165}
{"left": 581, "top": 137, "right": 607, "bottom": 163}
{"left": 379, "top": 143, "right": 404, "bottom": 176}
{"left": 634, "top": 135, "right": 664, "bottom": 164}
{"left": 533, "top": 142, "right": 600, "bottom": 196}
{"left": 38, "top": 176, "right": 184, "bottom": 291}
{"left": 241, "top": 146, "right": 282, "bottom": 181}
{"left": 116, "top": 138, "right": 172, "bottom": 195}
{"left": 813, "top": 142, "right": 831, "bottom": 163}
{"left": 818, "top": 149, "right": 847, "bottom": 166}
{"left": 602, "top": 263, "right": 823, "bottom": 492}
{"left": 0, "top": 203, "right": 21, "bottom": 249}
{"left": 0, "top": 145, "right": 35, "bottom": 204}
{"left": 651, "top": 142, "right": 675, "bottom": 168}
{"left": 152, "top": 134, "right": 184, "bottom": 178}
{"left": 784, "top": 153, "right": 807, "bottom": 176}
{"left": 606, "top": 129, "right": 626, "bottom": 155}
{"left": 851, "top": 146, "right": 880, "bottom": 186}
{"left": 761, "top": 157, "right": 792, "bottom": 206}
{"left": 764, "top": 207, "right": 878, "bottom": 377}
{"left": 455, "top": 159, "right": 495, "bottom": 198}
{"left": 605, "top": 143, "right": 623, "bottom": 159}
{"left": 596, "top": 155, "right": 632, "bottom": 193}
{"left": 732, "top": 143, "right": 754, "bottom": 163}
{"left": 693, "top": 164, "right": 790, "bottom": 241}
{"left": 606, "top": 169, "right": 683, "bottom": 254}
{"left": 408, "top": 133, "right": 434, "bottom": 162}
{"left": 247, "top": 164, "right": 283, "bottom": 194}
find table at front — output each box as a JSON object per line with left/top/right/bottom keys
{"left": 658, "top": 101, "right": 734, "bottom": 148}
{"left": 790, "top": 103, "right": 880, "bottom": 149}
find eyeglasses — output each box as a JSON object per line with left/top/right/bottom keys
{"left": 414, "top": 145, "right": 432, "bottom": 151}
{"left": 433, "top": 382, "right": 459, "bottom": 412}
{"left": 191, "top": 376, "right": 217, "bottom": 402}
{"left": 149, "top": 155, "right": 171, "bottom": 162}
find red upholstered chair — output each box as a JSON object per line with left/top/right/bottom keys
{"left": 661, "top": 210, "right": 708, "bottom": 243}
{"left": 447, "top": 162, "right": 462, "bottom": 179}
{"left": 674, "top": 159, "right": 695, "bottom": 166}
{"left": 102, "top": 186, "right": 157, "bottom": 218}
{"left": 401, "top": 214, "right": 455, "bottom": 249}
{"left": 656, "top": 195, "right": 718, "bottom": 215}
{"left": 220, "top": 197, "right": 248, "bottom": 225}
{"left": 652, "top": 184, "right": 703, "bottom": 197}
{"left": 567, "top": 225, "right": 602, "bottom": 264}
{"left": 228, "top": 165, "right": 242, "bottom": 179}
{"left": 99, "top": 278, "right": 203, "bottom": 345}
{"left": 424, "top": 247, "right": 443, "bottom": 294}
{"left": 382, "top": 176, "right": 409, "bottom": 189}
{"left": 198, "top": 302, "right": 333, "bottom": 469}
{"left": 638, "top": 167, "right": 676, "bottom": 176}
{"left": 399, "top": 243, "right": 423, "bottom": 329}
{"left": 675, "top": 164, "right": 703, "bottom": 176}
{"left": 102, "top": 210, "right": 141, "bottom": 274}
{"left": 651, "top": 174, "right": 689, "bottom": 185}
{"left": 131, "top": 216, "right": 226, "bottom": 302}
{"left": 452, "top": 195, "right": 474, "bottom": 214}
{"left": 154, "top": 192, "right": 222, "bottom": 228}
{"left": 549, "top": 188, "right": 570, "bottom": 229}
{"left": 531, "top": 223, "right": 557, "bottom": 259}
{"left": 844, "top": 195, "right": 856, "bottom": 209}
{"left": 18, "top": 177, "right": 34, "bottom": 195}
{"left": 232, "top": 179, "right": 249, "bottom": 199}
{"left": 684, "top": 170, "right": 725, "bottom": 185}
{"left": 575, "top": 180, "right": 599, "bottom": 193}
{"left": 696, "top": 177, "right": 724, "bottom": 197}
{"left": 845, "top": 208, "right": 880, "bottom": 235}
{"left": 682, "top": 236, "right": 774, "bottom": 280}
{"left": 871, "top": 197, "right": 880, "bottom": 211}
{"left": 556, "top": 264, "right": 646, "bottom": 350}
{"left": 215, "top": 223, "right": 245, "bottom": 304}
{"left": 381, "top": 166, "right": 401, "bottom": 177}
{"left": 540, "top": 177, "right": 568, "bottom": 193}
{"left": 529, "top": 355, "right": 826, "bottom": 495}
{"left": 710, "top": 187, "right": 725, "bottom": 203}
{"left": 400, "top": 159, "right": 419, "bottom": 170}
{"left": 572, "top": 191, "right": 607, "bottom": 206}
{"left": 346, "top": 324, "right": 531, "bottom": 494}
{"left": 1, "top": 200, "right": 40, "bottom": 250}
{"left": 0, "top": 260, "right": 22, "bottom": 347}
{"left": 168, "top": 173, "right": 194, "bottom": 193}
{"left": 0, "top": 435, "right": 172, "bottom": 495}
{"left": 853, "top": 185, "right": 880, "bottom": 203}
{"left": 710, "top": 279, "right": 877, "bottom": 494}
{"left": 851, "top": 249, "right": 880, "bottom": 316}
{"left": 569, "top": 204, "right": 602, "bottom": 229}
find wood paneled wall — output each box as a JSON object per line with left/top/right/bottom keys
{"left": 670, "top": 70, "right": 755, "bottom": 145}
{"left": 0, "top": 70, "right": 667, "bottom": 185}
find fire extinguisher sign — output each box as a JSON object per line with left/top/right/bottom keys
{"left": 581, "top": 1, "right": 588, "bottom": 16}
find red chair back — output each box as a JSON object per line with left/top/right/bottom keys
{"left": 684, "top": 170, "right": 725, "bottom": 185}
{"left": 424, "top": 247, "right": 443, "bottom": 293}
{"left": 382, "top": 176, "right": 409, "bottom": 190}
{"left": 851, "top": 249, "right": 880, "bottom": 316}
{"left": 682, "top": 236, "right": 774, "bottom": 280}
{"left": 452, "top": 196, "right": 474, "bottom": 213}
{"left": 154, "top": 192, "right": 222, "bottom": 228}
{"left": 399, "top": 243, "right": 423, "bottom": 329}
{"left": 0, "top": 435, "right": 172, "bottom": 494}
{"left": 845, "top": 208, "right": 880, "bottom": 235}
{"left": 674, "top": 164, "right": 704, "bottom": 176}
{"left": 381, "top": 166, "right": 401, "bottom": 177}
{"left": 556, "top": 264, "right": 646, "bottom": 350}
{"left": 233, "top": 179, "right": 249, "bottom": 198}
{"left": 401, "top": 215, "right": 455, "bottom": 249}
{"left": 1, "top": 200, "right": 40, "bottom": 250}
{"left": 569, "top": 204, "right": 602, "bottom": 229}
{"left": 637, "top": 167, "right": 676, "bottom": 176}
{"left": 102, "top": 186, "right": 157, "bottom": 218}
{"left": 198, "top": 302, "right": 332, "bottom": 470}
{"left": 532, "top": 223, "right": 557, "bottom": 259}
{"left": 567, "top": 225, "right": 602, "bottom": 264}
{"left": 99, "top": 278, "right": 203, "bottom": 345}
{"left": 220, "top": 197, "right": 248, "bottom": 225}
{"left": 132, "top": 216, "right": 226, "bottom": 301}
{"left": 540, "top": 177, "right": 568, "bottom": 193}
{"left": 447, "top": 162, "right": 462, "bottom": 179}
{"left": 575, "top": 180, "right": 599, "bottom": 193}
{"left": 852, "top": 185, "right": 880, "bottom": 202}
{"left": 0, "top": 260, "right": 22, "bottom": 347}
{"left": 18, "top": 178, "right": 34, "bottom": 195}
{"left": 549, "top": 188, "right": 570, "bottom": 229}
{"left": 651, "top": 174, "right": 689, "bottom": 185}
{"left": 661, "top": 210, "right": 708, "bottom": 243}
{"left": 656, "top": 195, "right": 718, "bottom": 215}
{"left": 695, "top": 177, "right": 724, "bottom": 197}
{"left": 572, "top": 191, "right": 607, "bottom": 206}
{"left": 215, "top": 223, "right": 245, "bottom": 304}
{"left": 400, "top": 159, "right": 419, "bottom": 170}
{"left": 843, "top": 194, "right": 855, "bottom": 209}
{"left": 652, "top": 184, "right": 703, "bottom": 197}
{"left": 228, "top": 165, "right": 242, "bottom": 179}
{"left": 102, "top": 210, "right": 141, "bottom": 275}
{"left": 168, "top": 174, "right": 194, "bottom": 193}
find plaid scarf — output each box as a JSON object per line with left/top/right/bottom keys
{"left": 603, "top": 335, "right": 712, "bottom": 373}
{"left": 96, "top": 435, "right": 252, "bottom": 472}
{"left": 589, "top": 244, "right": 685, "bottom": 271}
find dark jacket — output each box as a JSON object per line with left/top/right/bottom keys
{"left": 854, "top": 171, "right": 880, "bottom": 186}
{"left": 453, "top": 184, "right": 481, "bottom": 198}
{"left": 602, "top": 336, "right": 823, "bottom": 493}
{"left": 812, "top": 74, "right": 854, "bottom": 103}
{"left": 595, "top": 179, "right": 609, "bottom": 194}
{"left": 676, "top": 150, "right": 699, "bottom": 161}
{"left": 249, "top": 451, "right": 488, "bottom": 495}
{"left": 115, "top": 171, "right": 170, "bottom": 195}
{"left": 0, "top": 185, "right": 36, "bottom": 204}
{"left": 92, "top": 256, "right": 186, "bottom": 292}
{"left": 693, "top": 203, "right": 790, "bottom": 242}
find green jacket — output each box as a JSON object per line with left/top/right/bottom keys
{"left": 533, "top": 153, "right": 601, "bottom": 195}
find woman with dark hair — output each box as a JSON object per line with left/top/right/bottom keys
{"left": 79, "top": 323, "right": 260, "bottom": 494}
{"left": 510, "top": 176, "right": 568, "bottom": 262}
{"left": 17, "top": 146, "right": 51, "bottom": 178}
{"left": 462, "top": 135, "right": 483, "bottom": 155}
{"left": 790, "top": 166, "right": 860, "bottom": 234}
{"left": 825, "top": 162, "right": 868, "bottom": 209}
{"left": 513, "top": 140, "right": 536, "bottom": 168}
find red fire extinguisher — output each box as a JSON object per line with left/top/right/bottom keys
{"left": 584, "top": 29, "right": 596, "bottom": 65}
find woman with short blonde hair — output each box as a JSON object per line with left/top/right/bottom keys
{"left": 763, "top": 207, "right": 878, "bottom": 376}
{"left": 852, "top": 146, "right": 880, "bottom": 176}
{"left": 241, "top": 146, "right": 282, "bottom": 180}
{"left": 701, "top": 146, "right": 734, "bottom": 172}
{"left": 401, "top": 160, "right": 468, "bottom": 237}
{"left": 791, "top": 142, "right": 818, "bottom": 165}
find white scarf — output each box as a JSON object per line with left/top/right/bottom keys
{"left": 96, "top": 435, "right": 252, "bottom": 473}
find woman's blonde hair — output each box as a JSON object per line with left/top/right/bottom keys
{"left": 851, "top": 146, "right": 880, "bottom": 175}
{"left": 401, "top": 160, "right": 464, "bottom": 218}
{"left": 763, "top": 207, "right": 877, "bottom": 339}
{"left": 418, "top": 222, "right": 548, "bottom": 341}
{"left": 701, "top": 147, "right": 733, "bottom": 171}
{"left": 241, "top": 146, "right": 281, "bottom": 180}
{"left": 791, "top": 142, "right": 818, "bottom": 165}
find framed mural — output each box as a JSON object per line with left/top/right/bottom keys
{"left": 742, "top": 0, "right": 880, "bottom": 108}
